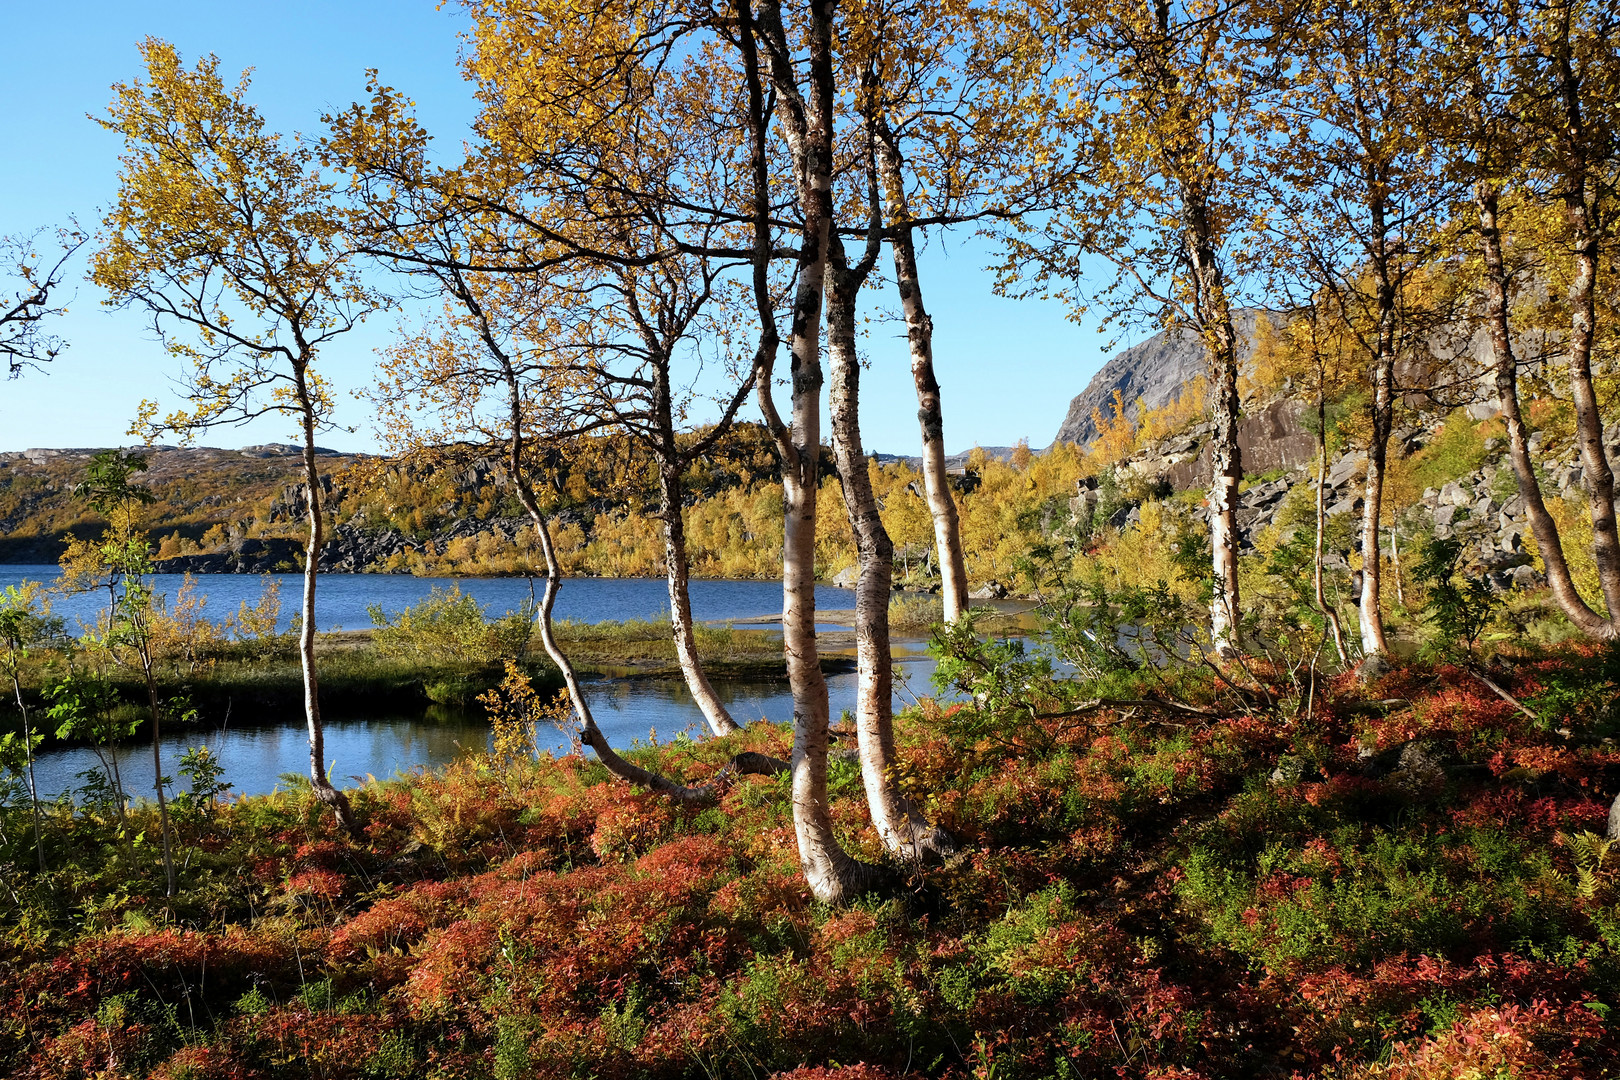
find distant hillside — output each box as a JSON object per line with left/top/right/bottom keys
{"left": 0, "top": 445, "right": 369, "bottom": 563}
{"left": 1053, "top": 309, "right": 1266, "bottom": 446}
{"left": 872, "top": 446, "right": 1023, "bottom": 472}
{"left": 0, "top": 425, "right": 789, "bottom": 573}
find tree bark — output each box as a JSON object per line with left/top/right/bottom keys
{"left": 294, "top": 366, "right": 356, "bottom": 831}
{"left": 873, "top": 126, "right": 969, "bottom": 621}
{"left": 1358, "top": 317, "right": 1395, "bottom": 657}
{"left": 752, "top": 0, "right": 884, "bottom": 903}
{"left": 1562, "top": 194, "right": 1620, "bottom": 622}
{"left": 656, "top": 465, "right": 740, "bottom": 735}
{"left": 1357, "top": 177, "right": 1399, "bottom": 657}
{"left": 141, "top": 660, "right": 176, "bottom": 897}
{"left": 1476, "top": 187, "right": 1614, "bottom": 637}
{"left": 1314, "top": 389, "right": 1349, "bottom": 664}
{"left": 826, "top": 239, "right": 955, "bottom": 865}
{"left": 646, "top": 345, "right": 741, "bottom": 737}
{"left": 1190, "top": 240, "right": 1243, "bottom": 654}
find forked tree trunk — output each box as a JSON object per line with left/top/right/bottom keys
{"left": 752, "top": 0, "right": 882, "bottom": 903}
{"left": 295, "top": 368, "right": 355, "bottom": 832}
{"left": 874, "top": 128, "right": 969, "bottom": 621}
{"left": 826, "top": 245, "right": 955, "bottom": 864}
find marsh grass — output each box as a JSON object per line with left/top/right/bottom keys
{"left": 887, "top": 593, "right": 1031, "bottom": 638}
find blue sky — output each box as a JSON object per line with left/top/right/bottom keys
{"left": 0, "top": 2, "right": 1121, "bottom": 457}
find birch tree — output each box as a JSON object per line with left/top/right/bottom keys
{"left": 1262, "top": 0, "right": 1459, "bottom": 660}
{"left": 1000, "top": 0, "right": 1264, "bottom": 653}
{"left": 329, "top": 1, "right": 771, "bottom": 738}
{"left": 1437, "top": 0, "right": 1620, "bottom": 642}
{"left": 374, "top": 260, "right": 732, "bottom": 803}
{"left": 2, "top": 226, "right": 83, "bottom": 380}
{"left": 92, "top": 40, "right": 384, "bottom": 831}
{"left": 745, "top": 0, "right": 886, "bottom": 900}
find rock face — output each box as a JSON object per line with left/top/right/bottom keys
{"left": 1054, "top": 309, "right": 1268, "bottom": 446}
{"left": 1056, "top": 395, "right": 1620, "bottom": 594}
{"left": 154, "top": 537, "right": 305, "bottom": 574}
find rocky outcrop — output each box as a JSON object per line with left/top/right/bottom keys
{"left": 154, "top": 537, "right": 306, "bottom": 574}
{"left": 1063, "top": 397, "right": 1620, "bottom": 594}
{"left": 1054, "top": 309, "right": 1268, "bottom": 446}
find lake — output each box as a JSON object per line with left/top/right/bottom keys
{"left": 0, "top": 565, "right": 856, "bottom": 634}
{"left": 5, "top": 568, "right": 959, "bottom": 802}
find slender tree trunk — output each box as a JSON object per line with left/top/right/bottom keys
{"left": 532, "top": 506, "right": 717, "bottom": 804}
{"left": 10, "top": 667, "right": 44, "bottom": 870}
{"left": 1476, "top": 186, "right": 1613, "bottom": 637}
{"left": 655, "top": 463, "right": 738, "bottom": 734}
{"left": 826, "top": 248, "right": 955, "bottom": 864}
{"left": 753, "top": 0, "right": 882, "bottom": 903}
{"left": 1191, "top": 255, "right": 1243, "bottom": 654}
{"left": 1390, "top": 527, "right": 1404, "bottom": 607}
{"left": 874, "top": 128, "right": 969, "bottom": 621}
{"left": 1314, "top": 392, "right": 1348, "bottom": 664}
{"left": 105, "top": 739, "right": 131, "bottom": 846}
{"left": 503, "top": 395, "right": 717, "bottom": 804}
{"left": 1563, "top": 201, "right": 1620, "bottom": 620}
{"left": 1358, "top": 346, "right": 1394, "bottom": 656}
{"left": 141, "top": 658, "right": 176, "bottom": 897}
{"left": 1359, "top": 207, "right": 1398, "bottom": 656}
{"left": 294, "top": 369, "right": 355, "bottom": 831}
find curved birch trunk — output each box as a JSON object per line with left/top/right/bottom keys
{"left": 873, "top": 128, "right": 969, "bottom": 621}
{"left": 531, "top": 510, "right": 718, "bottom": 805}
{"left": 295, "top": 369, "right": 355, "bottom": 832}
{"left": 826, "top": 254, "right": 955, "bottom": 865}
{"left": 504, "top": 407, "right": 718, "bottom": 805}
{"left": 657, "top": 466, "right": 740, "bottom": 736}
{"left": 1476, "top": 187, "right": 1615, "bottom": 638}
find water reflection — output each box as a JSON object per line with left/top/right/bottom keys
{"left": 31, "top": 655, "right": 943, "bottom": 801}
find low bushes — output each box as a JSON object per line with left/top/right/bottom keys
{"left": 3, "top": 646, "right": 1620, "bottom": 1078}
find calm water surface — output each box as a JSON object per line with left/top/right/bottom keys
{"left": 0, "top": 565, "right": 855, "bottom": 634}
{"left": 27, "top": 656, "right": 945, "bottom": 802}
{"left": 6, "top": 567, "right": 955, "bottom": 801}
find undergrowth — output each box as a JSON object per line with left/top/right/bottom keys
{"left": 3, "top": 641, "right": 1619, "bottom": 1078}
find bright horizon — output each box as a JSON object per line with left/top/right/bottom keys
{"left": 0, "top": 2, "right": 1134, "bottom": 458}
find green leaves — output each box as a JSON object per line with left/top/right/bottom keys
{"left": 1411, "top": 535, "right": 1499, "bottom": 659}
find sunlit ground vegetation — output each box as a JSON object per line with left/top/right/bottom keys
{"left": 4, "top": 596, "right": 1619, "bottom": 1078}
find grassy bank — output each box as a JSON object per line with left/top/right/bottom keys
{"left": 7, "top": 616, "right": 853, "bottom": 752}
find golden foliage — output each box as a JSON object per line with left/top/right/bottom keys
{"left": 1527, "top": 496, "right": 1607, "bottom": 617}
{"left": 477, "top": 661, "right": 576, "bottom": 770}
{"left": 1137, "top": 376, "right": 1210, "bottom": 443}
